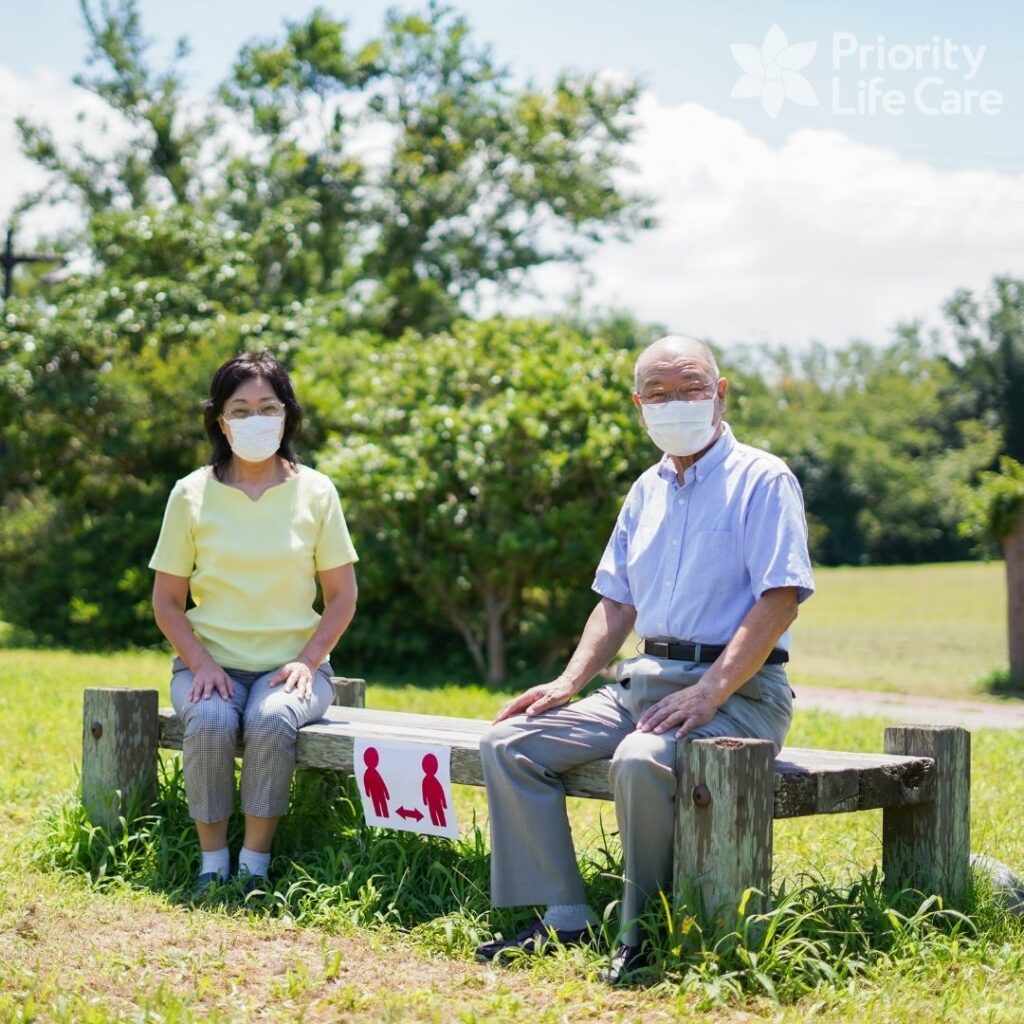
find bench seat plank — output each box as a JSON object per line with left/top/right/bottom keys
{"left": 157, "top": 705, "right": 936, "bottom": 818}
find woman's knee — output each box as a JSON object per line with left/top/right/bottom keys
{"left": 180, "top": 697, "right": 238, "bottom": 742}
{"left": 243, "top": 702, "right": 299, "bottom": 747}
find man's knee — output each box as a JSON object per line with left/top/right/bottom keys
{"left": 610, "top": 730, "right": 676, "bottom": 788}
{"left": 479, "top": 718, "right": 528, "bottom": 769}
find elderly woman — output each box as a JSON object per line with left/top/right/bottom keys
{"left": 149, "top": 351, "right": 358, "bottom": 893}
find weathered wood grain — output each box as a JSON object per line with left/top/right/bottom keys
{"left": 882, "top": 725, "right": 970, "bottom": 905}
{"left": 674, "top": 737, "right": 775, "bottom": 932}
{"left": 156, "top": 705, "right": 937, "bottom": 816}
{"left": 330, "top": 677, "right": 366, "bottom": 708}
{"left": 82, "top": 688, "right": 159, "bottom": 833}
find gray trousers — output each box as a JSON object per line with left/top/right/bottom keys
{"left": 479, "top": 657, "right": 793, "bottom": 944}
{"left": 170, "top": 658, "right": 335, "bottom": 823}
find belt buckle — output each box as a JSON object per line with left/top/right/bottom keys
{"left": 649, "top": 640, "right": 670, "bottom": 659}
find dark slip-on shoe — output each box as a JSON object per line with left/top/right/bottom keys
{"left": 475, "top": 922, "right": 596, "bottom": 962}
{"left": 599, "top": 942, "right": 651, "bottom": 985}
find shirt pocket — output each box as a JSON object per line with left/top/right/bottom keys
{"left": 692, "top": 530, "right": 743, "bottom": 592}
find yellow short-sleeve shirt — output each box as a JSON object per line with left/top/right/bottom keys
{"left": 148, "top": 465, "right": 358, "bottom": 671}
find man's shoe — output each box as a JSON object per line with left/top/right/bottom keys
{"left": 599, "top": 943, "right": 650, "bottom": 985}
{"left": 475, "top": 922, "right": 596, "bottom": 962}
{"left": 191, "top": 872, "right": 223, "bottom": 897}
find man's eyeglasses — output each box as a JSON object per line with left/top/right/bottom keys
{"left": 222, "top": 402, "right": 286, "bottom": 421}
{"left": 640, "top": 382, "right": 718, "bottom": 406}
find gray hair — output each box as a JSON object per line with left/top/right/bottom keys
{"left": 633, "top": 335, "right": 719, "bottom": 392}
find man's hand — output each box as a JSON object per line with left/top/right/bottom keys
{"left": 268, "top": 660, "right": 316, "bottom": 700}
{"left": 188, "top": 660, "right": 235, "bottom": 703}
{"left": 494, "top": 679, "right": 575, "bottom": 723}
{"left": 637, "top": 683, "right": 719, "bottom": 737}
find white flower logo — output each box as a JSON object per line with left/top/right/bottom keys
{"left": 731, "top": 25, "right": 818, "bottom": 118}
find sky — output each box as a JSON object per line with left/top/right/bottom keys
{"left": 2, "top": 0, "right": 1023, "bottom": 349}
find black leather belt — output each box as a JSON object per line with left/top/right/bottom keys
{"left": 643, "top": 639, "right": 788, "bottom": 665}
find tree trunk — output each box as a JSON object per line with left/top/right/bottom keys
{"left": 1004, "top": 509, "right": 1024, "bottom": 681}
{"left": 484, "top": 586, "right": 513, "bottom": 689}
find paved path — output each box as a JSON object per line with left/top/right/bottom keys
{"left": 795, "top": 686, "right": 1024, "bottom": 730}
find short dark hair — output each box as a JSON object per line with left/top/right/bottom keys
{"left": 203, "top": 351, "right": 303, "bottom": 480}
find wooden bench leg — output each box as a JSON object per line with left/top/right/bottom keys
{"left": 82, "top": 688, "right": 160, "bottom": 833}
{"left": 331, "top": 677, "right": 366, "bottom": 708}
{"left": 673, "top": 737, "right": 775, "bottom": 935}
{"left": 882, "top": 725, "right": 970, "bottom": 905}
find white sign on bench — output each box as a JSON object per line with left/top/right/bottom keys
{"left": 354, "top": 738, "right": 458, "bottom": 839}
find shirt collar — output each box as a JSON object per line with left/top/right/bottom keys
{"left": 656, "top": 422, "right": 735, "bottom": 485}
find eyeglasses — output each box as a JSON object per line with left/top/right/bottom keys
{"left": 640, "top": 382, "right": 718, "bottom": 406}
{"left": 222, "top": 402, "right": 286, "bottom": 421}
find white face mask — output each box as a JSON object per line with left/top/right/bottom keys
{"left": 223, "top": 415, "right": 285, "bottom": 463}
{"left": 641, "top": 398, "right": 717, "bottom": 457}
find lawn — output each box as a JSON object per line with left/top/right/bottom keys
{"left": 1, "top": 561, "right": 1023, "bottom": 1022}
{"left": 789, "top": 561, "right": 1006, "bottom": 698}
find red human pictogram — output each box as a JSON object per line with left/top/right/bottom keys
{"left": 362, "top": 746, "right": 390, "bottom": 817}
{"left": 421, "top": 752, "right": 447, "bottom": 827}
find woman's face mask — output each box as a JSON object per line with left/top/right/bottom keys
{"left": 222, "top": 415, "right": 285, "bottom": 463}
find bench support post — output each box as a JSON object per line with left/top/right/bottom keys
{"left": 882, "top": 725, "right": 970, "bottom": 905}
{"left": 673, "top": 737, "right": 775, "bottom": 934}
{"left": 331, "top": 677, "right": 366, "bottom": 708}
{"left": 82, "top": 687, "right": 160, "bottom": 833}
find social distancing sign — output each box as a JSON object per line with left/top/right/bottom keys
{"left": 353, "top": 738, "right": 459, "bottom": 839}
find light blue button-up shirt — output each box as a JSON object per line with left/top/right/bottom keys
{"left": 592, "top": 423, "right": 814, "bottom": 649}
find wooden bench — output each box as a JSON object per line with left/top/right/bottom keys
{"left": 81, "top": 681, "right": 970, "bottom": 932}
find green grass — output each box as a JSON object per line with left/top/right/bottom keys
{"left": 2, "top": 561, "right": 1024, "bottom": 1021}
{"left": 788, "top": 561, "right": 1005, "bottom": 698}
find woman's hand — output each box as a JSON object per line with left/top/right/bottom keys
{"left": 268, "top": 660, "right": 316, "bottom": 700}
{"left": 188, "top": 660, "right": 235, "bottom": 703}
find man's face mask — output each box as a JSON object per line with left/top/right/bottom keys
{"left": 640, "top": 397, "right": 717, "bottom": 457}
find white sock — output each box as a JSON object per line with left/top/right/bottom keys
{"left": 200, "top": 847, "right": 230, "bottom": 880}
{"left": 542, "top": 903, "right": 598, "bottom": 931}
{"left": 237, "top": 846, "right": 271, "bottom": 878}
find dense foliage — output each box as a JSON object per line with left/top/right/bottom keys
{"left": 302, "top": 319, "right": 647, "bottom": 684}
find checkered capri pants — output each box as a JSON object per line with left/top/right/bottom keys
{"left": 169, "top": 657, "right": 335, "bottom": 823}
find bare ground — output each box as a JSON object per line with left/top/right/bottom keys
{"left": 0, "top": 869, "right": 765, "bottom": 1023}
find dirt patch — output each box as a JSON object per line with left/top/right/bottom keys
{"left": 1, "top": 872, "right": 748, "bottom": 1023}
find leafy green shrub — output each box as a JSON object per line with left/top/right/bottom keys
{"left": 303, "top": 317, "right": 649, "bottom": 685}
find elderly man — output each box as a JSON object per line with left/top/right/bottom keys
{"left": 475, "top": 335, "right": 814, "bottom": 983}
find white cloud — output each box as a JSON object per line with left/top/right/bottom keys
{"left": 562, "top": 94, "right": 1024, "bottom": 347}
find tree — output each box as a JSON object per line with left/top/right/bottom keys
{"left": 303, "top": 318, "right": 648, "bottom": 686}
{"left": 725, "top": 336, "right": 998, "bottom": 565}
{"left": 960, "top": 458, "right": 1024, "bottom": 681}
{"left": 18, "top": 1, "right": 651, "bottom": 330}
{"left": 943, "top": 276, "right": 1024, "bottom": 462}
{"left": 18, "top": 0, "right": 214, "bottom": 215}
